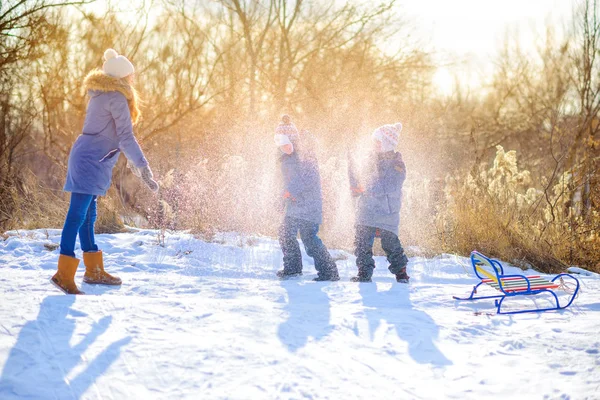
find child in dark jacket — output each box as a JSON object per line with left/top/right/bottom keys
{"left": 348, "top": 123, "right": 409, "bottom": 283}
{"left": 275, "top": 116, "right": 339, "bottom": 281}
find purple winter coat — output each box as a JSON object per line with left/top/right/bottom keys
{"left": 279, "top": 151, "right": 324, "bottom": 225}
{"left": 64, "top": 90, "right": 148, "bottom": 196}
{"left": 348, "top": 151, "right": 407, "bottom": 235}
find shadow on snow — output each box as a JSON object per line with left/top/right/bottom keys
{"left": 277, "top": 281, "right": 333, "bottom": 352}
{"left": 0, "top": 295, "right": 131, "bottom": 399}
{"left": 358, "top": 283, "right": 452, "bottom": 367}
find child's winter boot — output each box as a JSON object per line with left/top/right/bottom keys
{"left": 51, "top": 255, "right": 84, "bottom": 294}
{"left": 313, "top": 262, "right": 340, "bottom": 281}
{"left": 313, "top": 272, "right": 340, "bottom": 281}
{"left": 276, "top": 269, "right": 303, "bottom": 279}
{"left": 350, "top": 269, "right": 372, "bottom": 282}
{"left": 83, "top": 251, "right": 122, "bottom": 285}
{"left": 395, "top": 268, "right": 410, "bottom": 283}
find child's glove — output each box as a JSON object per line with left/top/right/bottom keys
{"left": 351, "top": 185, "right": 365, "bottom": 197}
{"left": 283, "top": 191, "right": 295, "bottom": 201}
{"left": 128, "top": 161, "right": 159, "bottom": 193}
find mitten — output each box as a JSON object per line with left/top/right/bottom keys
{"left": 283, "top": 191, "right": 295, "bottom": 201}
{"left": 351, "top": 185, "right": 365, "bottom": 197}
{"left": 140, "top": 166, "right": 160, "bottom": 193}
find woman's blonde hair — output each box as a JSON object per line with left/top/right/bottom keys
{"left": 127, "top": 82, "right": 141, "bottom": 125}
{"left": 84, "top": 69, "right": 142, "bottom": 125}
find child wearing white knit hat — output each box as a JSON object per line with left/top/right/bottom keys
{"left": 274, "top": 115, "right": 339, "bottom": 281}
{"left": 348, "top": 121, "right": 409, "bottom": 283}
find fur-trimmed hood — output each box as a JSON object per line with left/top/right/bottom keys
{"left": 84, "top": 69, "right": 134, "bottom": 100}
{"left": 83, "top": 69, "right": 141, "bottom": 124}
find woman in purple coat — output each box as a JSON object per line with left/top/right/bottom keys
{"left": 52, "top": 49, "right": 159, "bottom": 295}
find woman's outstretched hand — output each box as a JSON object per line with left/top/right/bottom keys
{"left": 128, "top": 161, "right": 159, "bottom": 193}
{"left": 140, "top": 166, "right": 159, "bottom": 193}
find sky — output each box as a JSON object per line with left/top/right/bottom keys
{"left": 397, "top": 0, "right": 576, "bottom": 94}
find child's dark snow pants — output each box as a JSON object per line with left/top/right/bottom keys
{"left": 279, "top": 216, "right": 337, "bottom": 278}
{"left": 354, "top": 224, "right": 408, "bottom": 279}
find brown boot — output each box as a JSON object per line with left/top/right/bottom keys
{"left": 83, "top": 251, "right": 122, "bottom": 285}
{"left": 51, "top": 255, "right": 84, "bottom": 295}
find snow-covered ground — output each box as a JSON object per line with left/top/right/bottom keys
{"left": 0, "top": 229, "right": 599, "bottom": 400}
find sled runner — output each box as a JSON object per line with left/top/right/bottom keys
{"left": 453, "top": 251, "right": 580, "bottom": 315}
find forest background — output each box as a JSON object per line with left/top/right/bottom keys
{"left": 2, "top": 0, "right": 600, "bottom": 273}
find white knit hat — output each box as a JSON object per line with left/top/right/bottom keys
{"left": 372, "top": 122, "right": 402, "bottom": 152}
{"left": 102, "top": 49, "right": 134, "bottom": 78}
{"left": 275, "top": 114, "right": 299, "bottom": 137}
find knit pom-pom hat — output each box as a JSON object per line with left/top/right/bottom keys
{"left": 275, "top": 114, "right": 299, "bottom": 137}
{"left": 372, "top": 122, "right": 402, "bottom": 152}
{"left": 102, "top": 48, "right": 135, "bottom": 79}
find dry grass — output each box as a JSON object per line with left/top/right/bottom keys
{"left": 0, "top": 170, "right": 67, "bottom": 231}
{"left": 96, "top": 189, "right": 128, "bottom": 234}
{"left": 0, "top": 170, "right": 130, "bottom": 235}
{"left": 437, "top": 146, "right": 600, "bottom": 274}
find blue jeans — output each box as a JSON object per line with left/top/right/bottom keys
{"left": 59, "top": 193, "right": 99, "bottom": 257}
{"left": 278, "top": 216, "right": 337, "bottom": 277}
{"left": 354, "top": 225, "right": 408, "bottom": 278}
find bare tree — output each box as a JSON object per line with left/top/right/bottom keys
{"left": 0, "top": 0, "right": 93, "bottom": 70}
{"left": 219, "top": 0, "right": 275, "bottom": 115}
{"left": 567, "top": 0, "right": 600, "bottom": 217}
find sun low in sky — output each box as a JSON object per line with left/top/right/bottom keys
{"left": 400, "top": 0, "right": 574, "bottom": 95}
